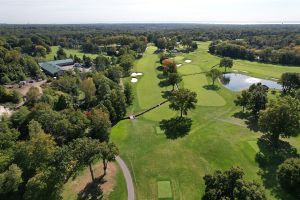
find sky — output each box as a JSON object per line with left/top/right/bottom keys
{"left": 0, "top": 0, "right": 299, "bottom": 24}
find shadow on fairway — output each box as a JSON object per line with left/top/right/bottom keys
{"left": 203, "top": 85, "right": 220, "bottom": 91}
{"left": 233, "top": 111, "right": 259, "bottom": 132}
{"left": 159, "top": 117, "right": 192, "bottom": 139}
{"left": 256, "top": 135, "right": 298, "bottom": 200}
{"left": 77, "top": 176, "right": 105, "bottom": 200}
{"left": 156, "top": 65, "right": 163, "bottom": 71}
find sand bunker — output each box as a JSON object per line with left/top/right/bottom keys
{"left": 185, "top": 60, "right": 192, "bottom": 63}
{"left": 176, "top": 64, "right": 182, "bottom": 67}
{"left": 131, "top": 72, "right": 143, "bottom": 77}
{"left": 131, "top": 78, "right": 138, "bottom": 83}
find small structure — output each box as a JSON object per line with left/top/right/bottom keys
{"left": 39, "top": 59, "right": 74, "bottom": 77}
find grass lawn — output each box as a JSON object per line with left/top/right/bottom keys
{"left": 45, "top": 46, "right": 100, "bottom": 61}
{"left": 111, "top": 42, "right": 300, "bottom": 200}
{"left": 157, "top": 181, "right": 173, "bottom": 199}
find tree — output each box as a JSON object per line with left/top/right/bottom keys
{"left": 89, "top": 108, "right": 111, "bottom": 142}
{"left": 206, "top": 69, "right": 222, "bottom": 85}
{"left": 54, "top": 94, "right": 73, "bottom": 111}
{"left": 162, "top": 59, "right": 177, "bottom": 74}
{"left": 14, "top": 127, "right": 57, "bottom": 174}
{"left": 56, "top": 47, "right": 66, "bottom": 60}
{"left": 277, "top": 158, "right": 300, "bottom": 195}
{"left": 99, "top": 143, "right": 119, "bottom": 176}
{"left": 124, "top": 82, "right": 133, "bottom": 105}
{"left": 119, "top": 54, "right": 135, "bottom": 74}
{"left": 219, "top": 57, "right": 233, "bottom": 72}
{"left": 26, "top": 86, "right": 40, "bottom": 107}
{"left": 168, "top": 88, "right": 197, "bottom": 117}
{"left": 168, "top": 73, "right": 182, "bottom": 90}
{"left": 279, "top": 72, "right": 300, "bottom": 94}
{"left": 234, "top": 90, "right": 250, "bottom": 112}
{"left": 0, "top": 121, "right": 19, "bottom": 150}
{"left": 106, "top": 66, "right": 123, "bottom": 83}
{"left": 258, "top": 96, "right": 300, "bottom": 145}
{"left": 247, "top": 83, "right": 268, "bottom": 115}
{"left": 0, "top": 164, "right": 23, "bottom": 194}
{"left": 203, "top": 167, "right": 266, "bottom": 200}
{"left": 80, "top": 78, "right": 96, "bottom": 106}
{"left": 94, "top": 55, "right": 110, "bottom": 71}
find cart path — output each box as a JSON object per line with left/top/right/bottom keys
{"left": 116, "top": 156, "right": 135, "bottom": 200}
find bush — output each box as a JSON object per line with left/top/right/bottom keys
{"left": 277, "top": 158, "right": 300, "bottom": 195}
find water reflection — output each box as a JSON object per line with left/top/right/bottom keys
{"left": 220, "top": 73, "right": 282, "bottom": 92}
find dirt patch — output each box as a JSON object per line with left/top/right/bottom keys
{"left": 5, "top": 80, "right": 46, "bottom": 96}
{"left": 0, "top": 106, "right": 13, "bottom": 117}
{"left": 71, "top": 162, "right": 117, "bottom": 197}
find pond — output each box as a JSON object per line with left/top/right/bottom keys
{"left": 220, "top": 73, "right": 282, "bottom": 92}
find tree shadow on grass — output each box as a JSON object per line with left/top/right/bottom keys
{"left": 77, "top": 176, "right": 105, "bottom": 200}
{"left": 256, "top": 135, "right": 298, "bottom": 200}
{"left": 159, "top": 117, "right": 192, "bottom": 139}
{"left": 157, "top": 73, "right": 166, "bottom": 79}
{"left": 203, "top": 85, "right": 220, "bottom": 91}
{"left": 161, "top": 90, "right": 173, "bottom": 99}
{"left": 159, "top": 79, "right": 170, "bottom": 87}
{"left": 156, "top": 66, "right": 163, "bottom": 71}
{"left": 232, "top": 111, "right": 259, "bottom": 132}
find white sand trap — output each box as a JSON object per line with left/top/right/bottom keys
{"left": 131, "top": 72, "right": 143, "bottom": 77}
{"left": 241, "top": 70, "right": 249, "bottom": 73}
{"left": 245, "top": 77, "right": 261, "bottom": 84}
{"left": 131, "top": 78, "right": 138, "bottom": 83}
{"left": 233, "top": 70, "right": 238, "bottom": 72}
{"left": 176, "top": 64, "right": 182, "bottom": 67}
{"left": 185, "top": 60, "right": 192, "bottom": 63}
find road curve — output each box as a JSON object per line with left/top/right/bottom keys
{"left": 116, "top": 156, "right": 135, "bottom": 200}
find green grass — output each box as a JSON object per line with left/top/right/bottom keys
{"left": 157, "top": 181, "right": 173, "bottom": 199}
{"left": 45, "top": 46, "right": 100, "bottom": 61}
{"left": 111, "top": 42, "right": 300, "bottom": 200}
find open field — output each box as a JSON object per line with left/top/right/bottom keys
{"left": 111, "top": 42, "right": 300, "bottom": 199}
{"left": 45, "top": 46, "right": 100, "bottom": 61}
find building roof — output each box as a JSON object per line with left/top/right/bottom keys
{"left": 39, "top": 62, "right": 62, "bottom": 75}
{"left": 39, "top": 59, "right": 74, "bottom": 76}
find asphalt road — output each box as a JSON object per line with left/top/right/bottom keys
{"left": 116, "top": 156, "right": 135, "bottom": 200}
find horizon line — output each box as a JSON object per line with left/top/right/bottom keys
{"left": 1, "top": 21, "right": 300, "bottom": 25}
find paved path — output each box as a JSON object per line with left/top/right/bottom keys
{"left": 116, "top": 156, "right": 135, "bottom": 200}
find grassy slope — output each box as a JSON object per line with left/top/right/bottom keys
{"left": 111, "top": 42, "right": 300, "bottom": 200}
{"left": 45, "top": 46, "right": 100, "bottom": 61}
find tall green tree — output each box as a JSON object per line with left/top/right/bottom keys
{"left": 219, "top": 57, "right": 233, "bottom": 72}
{"left": 26, "top": 86, "right": 40, "bottom": 107}
{"left": 89, "top": 108, "right": 111, "bottom": 142}
{"left": 258, "top": 96, "right": 300, "bottom": 145}
{"left": 168, "top": 73, "right": 182, "bottom": 90}
{"left": 80, "top": 78, "right": 96, "bottom": 106}
{"left": 99, "top": 143, "right": 119, "bottom": 176}
{"left": 168, "top": 88, "right": 197, "bottom": 117}
{"left": 234, "top": 90, "right": 250, "bottom": 112}
{"left": 203, "top": 167, "right": 266, "bottom": 200}
{"left": 56, "top": 47, "right": 67, "bottom": 60}
{"left": 279, "top": 72, "right": 300, "bottom": 94}
{"left": 247, "top": 83, "right": 268, "bottom": 115}
{"left": 277, "top": 158, "right": 300, "bottom": 195}
{"left": 124, "top": 82, "right": 134, "bottom": 105}
{"left": 206, "top": 69, "right": 222, "bottom": 85}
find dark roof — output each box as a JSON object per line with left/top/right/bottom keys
{"left": 39, "top": 59, "right": 74, "bottom": 75}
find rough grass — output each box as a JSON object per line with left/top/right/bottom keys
{"left": 110, "top": 42, "right": 300, "bottom": 200}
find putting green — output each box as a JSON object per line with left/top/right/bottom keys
{"left": 182, "top": 74, "right": 226, "bottom": 107}
{"left": 178, "top": 64, "right": 202, "bottom": 75}
{"left": 157, "top": 181, "right": 173, "bottom": 199}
